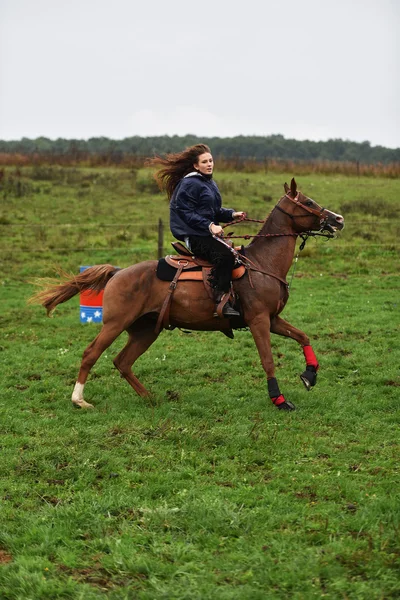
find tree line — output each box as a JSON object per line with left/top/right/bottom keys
{"left": 0, "top": 134, "right": 398, "bottom": 164}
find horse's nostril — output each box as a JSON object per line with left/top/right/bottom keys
{"left": 336, "top": 215, "right": 344, "bottom": 222}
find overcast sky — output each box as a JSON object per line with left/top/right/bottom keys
{"left": 0, "top": 0, "right": 398, "bottom": 148}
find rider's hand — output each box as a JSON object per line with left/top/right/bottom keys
{"left": 233, "top": 211, "right": 246, "bottom": 219}
{"left": 209, "top": 223, "right": 224, "bottom": 236}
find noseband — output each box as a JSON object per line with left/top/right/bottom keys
{"left": 276, "top": 193, "right": 330, "bottom": 229}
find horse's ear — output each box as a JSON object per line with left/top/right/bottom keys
{"left": 284, "top": 182, "right": 289, "bottom": 193}
{"left": 290, "top": 178, "right": 297, "bottom": 196}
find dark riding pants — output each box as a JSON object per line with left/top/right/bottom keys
{"left": 188, "top": 235, "right": 235, "bottom": 293}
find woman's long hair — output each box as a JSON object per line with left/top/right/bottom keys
{"left": 147, "top": 144, "right": 211, "bottom": 200}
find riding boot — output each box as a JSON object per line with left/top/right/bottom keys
{"left": 215, "top": 292, "right": 240, "bottom": 318}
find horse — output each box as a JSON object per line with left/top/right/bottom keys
{"left": 30, "top": 178, "right": 344, "bottom": 411}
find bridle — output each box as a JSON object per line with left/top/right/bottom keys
{"left": 223, "top": 192, "right": 336, "bottom": 239}
{"left": 218, "top": 192, "right": 338, "bottom": 286}
{"left": 275, "top": 193, "right": 331, "bottom": 230}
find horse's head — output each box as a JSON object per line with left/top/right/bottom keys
{"left": 280, "top": 178, "right": 344, "bottom": 234}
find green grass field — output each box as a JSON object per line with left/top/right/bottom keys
{"left": 0, "top": 167, "right": 399, "bottom": 599}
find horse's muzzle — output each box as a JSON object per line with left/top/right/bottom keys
{"left": 321, "top": 211, "right": 345, "bottom": 234}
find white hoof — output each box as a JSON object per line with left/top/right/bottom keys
{"left": 72, "top": 398, "right": 94, "bottom": 409}
{"left": 71, "top": 382, "right": 94, "bottom": 409}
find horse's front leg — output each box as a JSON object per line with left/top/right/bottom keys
{"left": 270, "top": 315, "right": 319, "bottom": 391}
{"left": 249, "top": 314, "right": 296, "bottom": 411}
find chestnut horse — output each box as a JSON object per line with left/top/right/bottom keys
{"left": 31, "top": 178, "right": 344, "bottom": 411}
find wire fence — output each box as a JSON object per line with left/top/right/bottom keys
{"left": 3, "top": 243, "right": 399, "bottom": 255}
{"left": 2, "top": 247, "right": 158, "bottom": 253}
{"left": 0, "top": 223, "right": 162, "bottom": 228}
{"left": 1, "top": 219, "right": 399, "bottom": 228}
{"left": 2, "top": 219, "right": 399, "bottom": 258}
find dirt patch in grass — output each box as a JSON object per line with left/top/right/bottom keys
{"left": 0, "top": 550, "right": 13, "bottom": 564}
{"left": 385, "top": 379, "right": 400, "bottom": 387}
{"left": 57, "top": 564, "right": 147, "bottom": 590}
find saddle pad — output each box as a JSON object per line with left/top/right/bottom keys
{"left": 156, "top": 258, "right": 246, "bottom": 283}
{"left": 156, "top": 258, "right": 201, "bottom": 282}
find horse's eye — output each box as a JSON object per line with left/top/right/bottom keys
{"left": 306, "top": 201, "right": 313, "bottom": 207}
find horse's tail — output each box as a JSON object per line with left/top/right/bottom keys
{"left": 29, "top": 264, "right": 120, "bottom": 316}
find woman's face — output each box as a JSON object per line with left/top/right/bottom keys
{"left": 194, "top": 152, "right": 214, "bottom": 175}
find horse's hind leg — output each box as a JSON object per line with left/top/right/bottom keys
{"left": 270, "top": 315, "right": 319, "bottom": 390}
{"left": 72, "top": 322, "right": 123, "bottom": 408}
{"left": 113, "top": 321, "right": 159, "bottom": 397}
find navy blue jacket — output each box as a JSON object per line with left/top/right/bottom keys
{"left": 170, "top": 173, "right": 235, "bottom": 241}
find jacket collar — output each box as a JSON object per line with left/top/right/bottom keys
{"left": 184, "top": 171, "right": 202, "bottom": 178}
{"left": 184, "top": 171, "right": 213, "bottom": 181}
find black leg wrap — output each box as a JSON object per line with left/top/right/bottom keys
{"left": 268, "top": 377, "right": 295, "bottom": 410}
{"left": 300, "top": 365, "right": 318, "bottom": 391}
{"left": 267, "top": 377, "right": 281, "bottom": 399}
{"left": 277, "top": 400, "right": 296, "bottom": 411}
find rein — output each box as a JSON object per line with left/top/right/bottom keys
{"left": 223, "top": 188, "right": 337, "bottom": 240}
{"left": 222, "top": 214, "right": 333, "bottom": 243}
{"left": 234, "top": 232, "right": 312, "bottom": 287}
{"left": 223, "top": 214, "right": 298, "bottom": 241}
{"left": 221, "top": 201, "right": 335, "bottom": 286}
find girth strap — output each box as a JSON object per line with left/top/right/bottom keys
{"left": 155, "top": 262, "right": 185, "bottom": 334}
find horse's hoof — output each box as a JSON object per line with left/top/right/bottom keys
{"left": 277, "top": 400, "right": 296, "bottom": 411}
{"left": 300, "top": 368, "right": 317, "bottom": 391}
{"left": 72, "top": 399, "right": 94, "bottom": 409}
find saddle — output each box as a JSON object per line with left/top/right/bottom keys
{"left": 155, "top": 242, "right": 246, "bottom": 334}
{"left": 163, "top": 242, "right": 245, "bottom": 283}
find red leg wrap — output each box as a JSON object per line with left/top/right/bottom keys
{"left": 271, "top": 394, "right": 286, "bottom": 406}
{"left": 303, "top": 345, "right": 319, "bottom": 370}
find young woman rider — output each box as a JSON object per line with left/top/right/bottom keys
{"left": 149, "top": 144, "right": 245, "bottom": 317}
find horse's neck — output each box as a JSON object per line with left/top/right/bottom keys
{"left": 245, "top": 209, "right": 297, "bottom": 279}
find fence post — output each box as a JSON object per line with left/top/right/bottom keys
{"left": 157, "top": 218, "right": 164, "bottom": 258}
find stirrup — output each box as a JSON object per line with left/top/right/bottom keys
{"left": 222, "top": 302, "right": 240, "bottom": 318}
{"left": 214, "top": 293, "right": 240, "bottom": 318}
